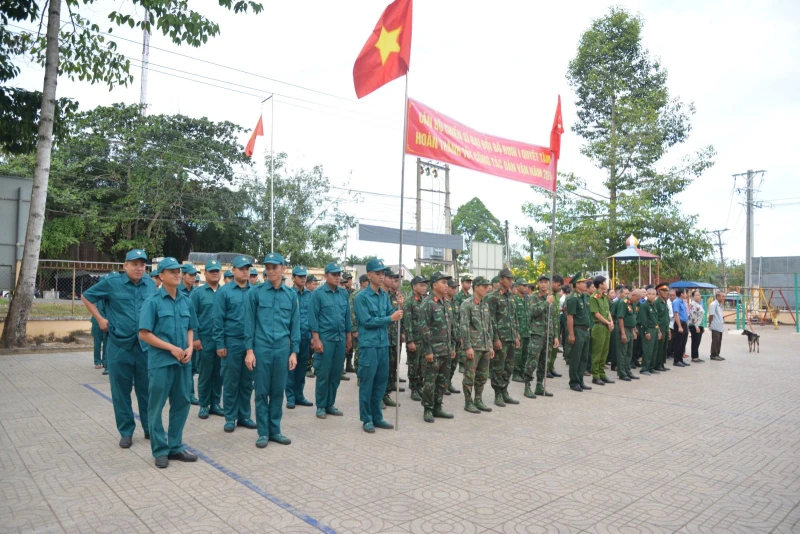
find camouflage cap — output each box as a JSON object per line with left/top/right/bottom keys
{"left": 447, "top": 278, "right": 459, "bottom": 288}
{"left": 514, "top": 277, "right": 527, "bottom": 286}
{"left": 498, "top": 268, "right": 514, "bottom": 279}
{"left": 411, "top": 275, "right": 428, "bottom": 286}
{"left": 473, "top": 276, "right": 491, "bottom": 287}
{"left": 429, "top": 271, "right": 452, "bottom": 284}
{"left": 491, "top": 276, "right": 500, "bottom": 284}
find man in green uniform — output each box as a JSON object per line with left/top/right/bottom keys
{"left": 349, "top": 274, "right": 369, "bottom": 375}
{"left": 244, "top": 252, "right": 299, "bottom": 448}
{"left": 637, "top": 286, "right": 660, "bottom": 375}
{"left": 460, "top": 276, "right": 494, "bottom": 413}
{"left": 82, "top": 249, "right": 157, "bottom": 448}
{"left": 286, "top": 265, "right": 314, "bottom": 409}
{"left": 341, "top": 272, "right": 357, "bottom": 374}
{"left": 223, "top": 270, "right": 234, "bottom": 284}
{"left": 383, "top": 269, "right": 403, "bottom": 407}
{"left": 249, "top": 267, "right": 261, "bottom": 286}
{"left": 491, "top": 276, "right": 500, "bottom": 292}
{"left": 445, "top": 278, "right": 462, "bottom": 395}
{"left": 589, "top": 275, "right": 615, "bottom": 386}
{"left": 91, "top": 290, "right": 108, "bottom": 372}
{"left": 615, "top": 286, "right": 641, "bottom": 381}
{"left": 485, "top": 268, "right": 520, "bottom": 407}
{"left": 419, "top": 271, "right": 457, "bottom": 423}
{"left": 547, "top": 274, "right": 564, "bottom": 378}
{"left": 525, "top": 275, "right": 557, "bottom": 398}
{"left": 453, "top": 274, "right": 472, "bottom": 374}
{"left": 151, "top": 269, "right": 162, "bottom": 289}
{"left": 512, "top": 278, "right": 531, "bottom": 383}
{"left": 138, "top": 257, "right": 199, "bottom": 468}
{"left": 354, "top": 259, "right": 403, "bottom": 433}
{"left": 566, "top": 273, "right": 592, "bottom": 392}
{"left": 309, "top": 262, "right": 352, "bottom": 419}
{"left": 404, "top": 275, "right": 428, "bottom": 402}
{"left": 214, "top": 256, "right": 257, "bottom": 433}
{"left": 654, "top": 283, "right": 671, "bottom": 373}
{"left": 180, "top": 264, "right": 196, "bottom": 295}
{"left": 191, "top": 259, "right": 225, "bottom": 419}
{"left": 305, "top": 274, "right": 320, "bottom": 378}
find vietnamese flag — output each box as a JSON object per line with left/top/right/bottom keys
{"left": 245, "top": 115, "right": 264, "bottom": 158}
{"left": 550, "top": 95, "right": 564, "bottom": 161}
{"left": 353, "top": 0, "right": 412, "bottom": 99}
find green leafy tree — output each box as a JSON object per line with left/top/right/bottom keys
{"left": 2, "top": 0, "right": 262, "bottom": 347}
{"left": 452, "top": 197, "right": 504, "bottom": 269}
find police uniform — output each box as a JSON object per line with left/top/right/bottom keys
{"left": 286, "top": 265, "right": 314, "bottom": 409}
{"left": 138, "top": 257, "right": 199, "bottom": 467}
{"left": 244, "top": 252, "right": 299, "bottom": 447}
{"left": 213, "top": 256, "right": 256, "bottom": 432}
{"left": 190, "top": 259, "right": 224, "bottom": 418}
{"left": 82, "top": 249, "right": 156, "bottom": 446}
{"left": 589, "top": 276, "right": 614, "bottom": 384}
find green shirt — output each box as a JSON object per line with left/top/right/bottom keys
{"left": 139, "top": 287, "right": 198, "bottom": 369}
{"left": 588, "top": 292, "right": 611, "bottom": 324}
{"left": 190, "top": 283, "right": 219, "bottom": 348}
{"left": 83, "top": 272, "right": 157, "bottom": 350}
{"left": 419, "top": 295, "right": 456, "bottom": 356}
{"left": 514, "top": 294, "right": 531, "bottom": 338}
{"left": 565, "top": 292, "right": 592, "bottom": 327}
{"left": 403, "top": 293, "right": 425, "bottom": 345}
{"left": 453, "top": 289, "right": 471, "bottom": 308}
{"left": 529, "top": 290, "right": 557, "bottom": 337}
{"left": 244, "top": 282, "right": 300, "bottom": 353}
{"left": 618, "top": 298, "right": 638, "bottom": 328}
{"left": 654, "top": 297, "right": 670, "bottom": 328}
{"left": 308, "top": 282, "right": 352, "bottom": 341}
{"left": 354, "top": 285, "right": 396, "bottom": 348}
{"left": 637, "top": 299, "right": 659, "bottom": 329}
{"left": 485, "top": 288, "right": 518, "bottom": 342}
{"left": 460, "top": 296, "right": 493, "bottom": 351}
{"left": 213, "top": 281, "right": 252, "bottom": 348}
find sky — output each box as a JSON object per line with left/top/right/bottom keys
{"left": 11, "top": 0, "right": 800, "bottom": 269}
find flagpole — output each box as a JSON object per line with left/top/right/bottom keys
{"left": 270, "top": 95, "right": 275, "bottom": 253}
{"left": 543, "top": 176, "right": 557, "bottom": 395}
{"left": 395, "top": 74, "right": 409, "bottom": 431}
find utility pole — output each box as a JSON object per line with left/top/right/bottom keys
{"left": 711, "top": 228, "right": 729, "bottom": 290}
{"left": 733, "top": 169, "right": 766, "bottom": 291}
{"left": 444, "top": 164, "right": 452, "bottom": 276}
{"left": 139, "top": 12, "right": 150, "bottom": 116}
{"left": 415, "top": 158, "right": 422, "bottom": 275}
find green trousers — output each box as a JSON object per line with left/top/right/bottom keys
{"left": 513, "top": 336, "right": 529, "bottom": 378}
{"left": 286, "top": 337, "right": 311, "bottom": 405}
{"left": 655, "top": 327, "right": 669, "bottom": 369}
{"left": 407, "top": 348, "right": 421, "bottom": 393}
{"left": 567, "top": 327, "right": 590, "bottom": 387}
{"left": 313, "top": 338, "right": 345, "bottom": 410}
{"left": 147, "top": 363, "right": 190, "bottom": 458}
{"left": 91, "top": 325, "right": 107, "bottom": 367}
{"left": 591, "top": 324, "right": 611, "bottom": 379}
{"left": 490, "top": 340, "right": 515, "bottom": 393}
{"left": 197, "top": 343, "right": 222, "bottom": 409}
{"left": 616, "top": 327, "right": 634, "bottom": 378}
{"left": 462, "top": 350, "right": 490, "bottom": 403}
{"left": 357, "top": 346, "right": 389, "bottom": 425}
{"left": 640, "top": 328, "right": 657, "bottom": 372}
{"left": 548, "top": 345, "right": 558, "bottom": 373}
{"left": 222, "top": 338, "right": 253, "bottom": 424}
{"left": 106, "top": 339, "right": 149, "bottom": 437}
{"left": 253, "top": 342, "right": 289, "bottom": 438}
{"left": 607, "top": 324, "right": 618, "bottom": 366}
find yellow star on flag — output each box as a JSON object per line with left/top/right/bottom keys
{"left": 374, "top": 25, "right": 402, "bottom": 66}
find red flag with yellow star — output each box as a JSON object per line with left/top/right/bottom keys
{"left": 353, "top": 0, "right": 412, "bottom": 99}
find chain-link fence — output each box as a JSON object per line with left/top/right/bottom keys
{"left": 33, "top": 260, "right": 124, "bottom": 315}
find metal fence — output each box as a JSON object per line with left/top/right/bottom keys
{"left": 33, "top": 260, "right": 124, "bottom": 315}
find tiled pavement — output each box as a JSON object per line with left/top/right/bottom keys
{"left": 1, "top": 326, "right": 799, "bottom": 533}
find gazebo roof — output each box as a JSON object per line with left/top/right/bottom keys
{"left": 609, "top": 246, "right": 659, "bottom": 260}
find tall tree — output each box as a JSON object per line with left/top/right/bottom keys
{"left": 566, "top": 7, "right": 715, "bottom": 253}
{"left": 2, "top": 0, "right": 263, "bottom": 347}
{"left": 452, "top": 197, "right": 504, "bottom": 269}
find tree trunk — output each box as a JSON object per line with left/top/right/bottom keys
{"left": 1, "top": 0, "right": 62, "bottom": 348}
{"left": 608, "top": 94, "right": 618, "bottom": 257}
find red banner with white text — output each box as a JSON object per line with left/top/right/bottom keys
{"left": 405, "top": 98, "right": 556, "bottom": 192}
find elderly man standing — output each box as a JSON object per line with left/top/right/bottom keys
{"left": 309, "top": 262, "right": 352, "bottom": 419}
{"left": 708, "top": 291, "right": 726, "bottom": 361}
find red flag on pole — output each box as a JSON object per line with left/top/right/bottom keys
{"left": 352, "top": 0, "right": 412, "bottom": 99}
{"left": 550, "top": 95, "right": 564, "bottom": 161}
{"left": 245, "top": 115, "right": 264, "bottom": 158}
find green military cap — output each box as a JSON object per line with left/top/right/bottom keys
{"left": 491, "top": 276, "right": 500, "bottom": 284}
{"left": 232, "top": 256, "right": 252, "bottom": 269}
{"left": 150, "top": 268, "right": 161, "bottom": 277}
{"left": 325, "top": 262, "right": 343, "bottom": 274}
{"left": 264, "top": 252, "right": 285, "bottom": 265}
{"left": 292, "top": 265, "right": 308, "bottom": 276}
{"left": 366, "top": 258, "right": 388, "bottom": 273}
{"left": 538, "top": 274, "right": 550, "bottom": 282}
{"left": 125, "top": 249, "right": 148, "bottom": 261}
{"left": 571, "top": 272, "right": 589, "bottom": 286}
{"left": 498, "top": 268, "right": 514, "bottom": 279}
{"left": 306, "top": 274, "right": 318, "bottom": 282}
{"left": 447, "top": 278, "right": 459, "bottom": 288}
{"left": 180, "top": 264, "right": 198, "bottom": 275}
{"left": 158, "top": 257, "right": 181, "bottom": 271}
{"left": 249, "top": 267, "right": 259, "bottom": 276}
{"left": 429, "top": 271, "right": 452, "bottom": 284}
{"left": 342, "top": 271, "right": 353, "bottom": 281}
{"left": 460, "top": 273, "right": 473, "bottom": 281}
{"left": 388, "top": 270, "right": 400, "bottom": 279}
{"left": 204, "top": 259, "right": 221, "bottom": 272}
{"left": 472, "top": 276, "right": 491, "bottom": 287}
{"left": 223, "top": 270, "right": 233, "bottom": 278}
{"left": 411, "top": 275, "right": 428, "bottom": 285}
{"left": 514, "top": 277, "right": 527, "bottom": 286}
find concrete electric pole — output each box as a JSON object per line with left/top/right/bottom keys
{"left": 711, "top": 228, "right": 729, "bottom": 290}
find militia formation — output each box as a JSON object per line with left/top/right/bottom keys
{"left": 82, "top": 249, "right": 723, "bottom": 469}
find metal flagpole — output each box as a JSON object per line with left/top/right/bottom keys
{"left": 395, "top": 75, "right": 409, "bottom": 430}
{"left": 270, "top": 95, "right": 275, "bottom": 253}
{"left": 542, "top": 186, "right": 557, "bottom": 394}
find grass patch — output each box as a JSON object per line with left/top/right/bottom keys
{"left": 0, "top": 300, "right": 90, "bottom": 318}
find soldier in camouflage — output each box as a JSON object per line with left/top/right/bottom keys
{"left": 547, "top": 274, "right": 564, "bottom": 378}
{"left": 342, "top": 272, "right": 357, "bottom": 374}
{"left": 418, "top": 271, "right": 457, "bottom": 423}
{"left": 383, "top": 270, "right": 403, "bottom": 407}
{"left": 459, "top": 276, "right": 494, "bottom": 413}
{"left": 403, "top": 275, "right": 428, "bottom": 402}
{"left": 512, "top": 278, "right": 531, "bottom": 383}
{"left": 484, "top": 268, "right": 520, "bottom": 407}
{"left": 445, "top": 278, "right": 462, "bottom": 395}
{"left": 453, "top": 274, "right": 472, "bottom": 374}
{"left": 525, "top": 275, "right": 558, "bottom": 398}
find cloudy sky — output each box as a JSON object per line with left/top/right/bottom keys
{"left": 12, "top": 0, "right": 800, "bottom": 268}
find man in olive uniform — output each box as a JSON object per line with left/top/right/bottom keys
{"left": 512, "top": 278, "right": 531, "bottom": 383}
{"left": 419, "top": 271, "right": 457, "bottom": 423}
{"left": 484, "top": 268, "right": 520, "bottom": 407}
{"left": 382, "top": 269, "right": 402, "bottom": 407}
{"left": 286, "top": 265, "right": 314, "bottom": 409}
{"left": 341, "top": 272, "right": 357, "bottom": 374}
{"left": 191, "top": 259, "right": 225, "bottom": 419}
{"left": 460, "top": 276, "right": 494, "bottom": 413}
{"left": 81, "top": 249, "right": 157, "bottom": 448}
{"left": 244, "top": 252, "right": 299, "bottom": 448}
{"left": 615, "top": 286, "right": 641, "bottom": 381}
{"left": 309, "top": 262, "right": 352, "bottom": 419}
{"left": 138, "top": 257, "right": 199, "bottom": 468}
{"left": 526, "top": 275, "right": 557, "bottom": 398}
{"left": 589, "top": 275, "right": 615, "bottom": 386}
{"left": 214, "top": 256, "right": 257, "bottom": 433}
{"left": 453, "top": 274, "right": 472, "bottom": 374}
{"left": 91, "top": 291, "right": 108, "bottom": 372}
{"left": 654, "top": 283, "right": 672, "bottom": 373}
{"left": 445, "top": 278, "right": 462, "bottom": 395}
{"left": 547, "top": 274, "right": 564, "bottom": 378}
{"left": 637, "top": 286, "right": 660, "bottom": 375}
{"left": 354, "top": 259, "right": 403, "bottom": 433}
{"left": 404, "top": 275, "right": 428, "bottom": 402}
{"left": 566, "top": 273, "right": 593, "bottom": 392}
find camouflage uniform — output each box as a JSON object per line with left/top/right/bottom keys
{"left": 404, "top": 293, "right": 425, "bottom": 396}
{"left": 460, "top": 294, "right": 493, "bottom": 405}
{"left": 548, "top": 289, "right": 562, "bottom": 372}
{"left": 525, "top": 289, "right": 558, "bottom": 395}
{"left": 385, "top": 289, "right": 402, "bottom": 395}
{"left": 513, "top": 291, "right": 530, "bottom": 381}
{"left": 447, "top": 296, "right": 462, "bottom": 386}
{"left": 484, "top": 286, "right": 518, "bottom": 398}
{"left": 418, "top": 294, "right": 456, "bottom": 410}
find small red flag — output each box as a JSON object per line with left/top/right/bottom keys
{"left": 550, "top": 95, "right": 564, "bottom": 161}
{"left": 353, "top": 0, "right": 412, "bottom": 99}
{"left": 245, "top": 115, "right": 264, "bottom": 158}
